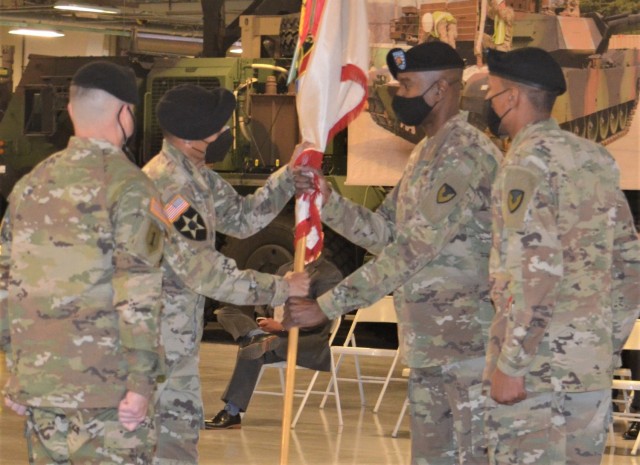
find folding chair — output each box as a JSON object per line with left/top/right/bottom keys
{"left": 391, "top": 367, "right": 410, "bottom": 438}
{"left": 319, "top": 296, "right": 403, "bottom": 417}
{"left": 611, "top": 319, "right": 640, "bottom": 454}
{"left": 250, "top": 316, "right": 343, "bottom": 427}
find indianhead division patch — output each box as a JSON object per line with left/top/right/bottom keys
{"left": 164, "top": 195, "right": 207, "bottom": 241}
{"left": 436, "top": 183, "right": 457, "bottom": 204}
{"left": 392, "top": 49, "right": 406, "bottom": 71}
{"left": 508, "top": 189, "right": 525, "bottom": 213}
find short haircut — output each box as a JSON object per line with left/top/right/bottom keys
{"left": 518, "top": 83, "right": 556, "bottom": 113}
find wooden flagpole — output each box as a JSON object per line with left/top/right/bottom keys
{"left": 279, "top": 235, "right": 306, "bottom": 465}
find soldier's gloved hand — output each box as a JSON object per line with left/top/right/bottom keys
{"left": 118, "top": 391, "right": 149, "bottom": 431}
{"left": 284, "top": 271, "right": 310, "bottom": 298}
{"left": 4, "top": 396, "right": 27, "bottom": 416}
{"left": 292, "top": 166, "right": 330, "bottom": 203}
{"left": 282, "top": 297, "right": 329, "bottom": 330}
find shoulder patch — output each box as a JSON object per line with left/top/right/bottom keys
{"left": 501, "top": 166, "right": 540, "bottom": 230}
{"left": 164, "top": 195, "right": 207, "bottom": 241}
{"left": 149, "top": 197, "right": 171, "bottom": 228}
{"left": 436, "top": 183, "right": 457, "bottom": 204}
{"left": 507, "top": 189, "right": 525, "bottom": 213}
{"left": 424, "top": 174, "right": 468, "bottom": 224}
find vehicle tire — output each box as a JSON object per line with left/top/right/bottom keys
{"left": 322, "top": 227, "right": 366, "bottom": 278}
{"left": 586, "top": 113, "right": 598, "bottom": 141}
{"left": 619, "top": 102, "right": 629, "bottom": 130}
{"left": 597, "top": 110, "right": 609, "bottom": 141}
{"left": 220, "top": 214, "right": 295, "bottom": 275}
{"left": 609, "top": 106, "right": 620, "bottom": 135}
{"left": 570, "top": 117, "right": 585, "bottom": 138}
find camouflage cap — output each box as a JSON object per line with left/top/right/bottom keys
{"left": 72, "top": 61, "right": 139, "bottom": 105}
{"left": 486, "top": 47, "right": 567, "bottom": 95}
{"left": 156, "top": 84, "right": 235, "bottom": 140}
{"left": 386, "top": 42, "right": 464, "bottom": 79}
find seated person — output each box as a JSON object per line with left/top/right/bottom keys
{"left": 205, "top": 257, "right": 343, "bottom": 429}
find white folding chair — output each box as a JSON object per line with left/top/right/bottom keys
{"left": 319, "top": 296, "right": 403, "bottom": 417}
{"left": 391, "top": 367, "right": 410, "bottom": 438}
{"left": 251, "top": 316, "right": 343, "bottom": 427}
{"left": 611, "top": 319, "right": 640, "bottom": 454}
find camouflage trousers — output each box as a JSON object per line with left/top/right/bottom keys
{"left": 409, "top": 356, "right": 487, "bottom": 465}
{"left": 153, "top": 355, "right": 203, "bottom": 465}
{"left": 25, "top": 406, "right": 155, "bottom": 465}
{"left": 485, "top": 389, "right": 611, "bottom": 465}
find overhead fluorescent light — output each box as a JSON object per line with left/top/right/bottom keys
{"left": 137, "top": 32, "right": 203, "bottom": 43}
{"left": 9, "top": 28, "right": 65, "bottom": 38}
{"left": 229, "top": 40, "right": 243, "bottom": 54}
{"left": 54, "top": 2, "right": 120, "bottom": 15}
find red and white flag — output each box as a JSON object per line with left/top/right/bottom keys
{"left": 291, "top": 0, "right": 369, "bottom": 263}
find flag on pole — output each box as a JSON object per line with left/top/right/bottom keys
{"left": 290, "top": 0, "right": 370, "bottom": 263}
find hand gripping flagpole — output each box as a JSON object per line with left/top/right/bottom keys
{"left": 279, "top": 1, "right": 369, "bottom": 462}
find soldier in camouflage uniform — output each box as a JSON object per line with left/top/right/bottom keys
{"left": 483, "top": 47, "right": 640, "bottom": 465}
{"left": 143, "top": 84, "right": 309, "bottom": 465}
{"left": 286, "top": 42, "right": 502, "bottom": 465}
{"left": 0, "top": 61, "right": 166, "bottom": 464}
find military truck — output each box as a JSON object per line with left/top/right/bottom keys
{"left": 0, "top": 51, "right": 382, "bottom": 280}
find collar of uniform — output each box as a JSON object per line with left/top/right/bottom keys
{"left": 509, "top": 118, "right": 559, "bottom": 153}
{"left": 161, "top": 139, "right": 210, "bottom": 193}
{"left": 68, "top": 136, "right": 123, "bottom": 154}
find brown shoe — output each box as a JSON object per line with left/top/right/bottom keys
{"left": 238, "top": 334, "right": 282, "bottom": 360}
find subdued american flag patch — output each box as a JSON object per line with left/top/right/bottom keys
{"left": 164, "top": 195, "right": 190, "bottom": 222}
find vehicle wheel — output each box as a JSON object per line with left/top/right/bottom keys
{"left": 569, "top": 118, "right": 585, "bottom": 138}
{"left": 322, "top": 228, "right": 366, "bottom": 278}
{"left": 585, "top": 113, "right": 598, "bottom": 141}
{"left": 220, "top": 214, "right": 294, "bottom": 275}
{"left": 608, "top": 106, "right": 620, "bottom": 135}
{"left": 597, "top": 110, "right": 609, "bottom": 141}
{"left": 619, "top": 102, "right": 629, "bottom": 130}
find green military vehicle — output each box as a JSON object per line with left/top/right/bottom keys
{"left": 0, "top": 51, "right": 384, "bottom": 281}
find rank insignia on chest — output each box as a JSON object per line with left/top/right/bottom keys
{"left": 436, "top": 183, "right": 457, "bottom": 204}
{"left": 508, "top": 189, "right": 525, "bottom": 213}
{"left": 164, "top": 195, "right": 207, "bottom": 241}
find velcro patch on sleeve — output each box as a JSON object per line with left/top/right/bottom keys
{"left": 424, "top": 173, "right": 468, "bottom": 225}
{"left": 164, "top": 195, "right": 208, "bottom": 241}
{"left": 130, "top": 215, "right": 163, "bottom": 265}
{"left": 501, "top": 166, "right": 539, "bottom": 230}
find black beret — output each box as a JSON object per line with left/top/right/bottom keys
{"left": 156, "top": 84, "right": 236, "bottom": 140}
{"left": 72, "top": 61, "right": 138, "bottom": 105}
{"left": 486, "top": 47, "right": 566, "bottom": 95}
{"left": 386, "top": 41, "right": 464, "bottom": 79}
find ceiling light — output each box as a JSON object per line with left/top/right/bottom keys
{"left": 54, "top": 2, "right": 120, "bottom": 15}
{"left": 9, "top": 28, "right": 65, "bottom": 38}
{"left": 228, "top": 41, "right": 243, "bottom": 54}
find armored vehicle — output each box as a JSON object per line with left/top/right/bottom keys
{"left": 369, "top": 5, "right": 640, "bottom": 146}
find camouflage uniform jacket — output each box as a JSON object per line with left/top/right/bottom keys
{"left": 143, "top": 140, "right": 294, "bottom": 363}
{"left": 487, "top": 118, "right": 640, "bottom": 393}
{"left": 0, "top": 137, "right": 165, "bottom": 408}
{"left": 317, "top": 113, "right": 501, "bottom": 368}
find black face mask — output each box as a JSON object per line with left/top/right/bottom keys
{"left": 391, "top": 81, "right": 438, "bottom": 127}
{"left": 196, "top": 129, "right": 233, "bottom": 164}
{"left": 484, "top": 88, "right": 512, "bottom": 137}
